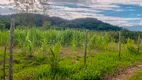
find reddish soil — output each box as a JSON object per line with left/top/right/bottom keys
{"left": 104, "top": 64, "right": 142, "bottom": 80}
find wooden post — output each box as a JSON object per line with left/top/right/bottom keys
{"left": 3, "top": 26, "right": 7, "bottom": 80}
{"left": 118, "top": 32, "right": 121, "bottom": 60}
{"left": 84, "top": 30, "right": 88, "bottom": 65}
{"left": 138, "top": 34, "right": 141, "bottom": 53}
{"left": 9, "top": 18, "right": 15, "bottom": 80}
{"left": 3, "top": 46, "right": 6, "bottom": 80}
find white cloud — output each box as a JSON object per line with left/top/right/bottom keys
{"left": 49, "top": 0, "right": 142, "bottom": 7}
{"left": 0, "top": 6, "right": 4, "bottom": 9}
{"left": 48, "top": 5, "right": 142, "bottom": 27}
{"left": 0, "top": 0, "right": 142, "bottom": 27}
{"left": 128, "top": 9, "right": 135, "bottom": 11}
{"left": 46, "top": 2, "right": 142, "bottom": 27}
{"left": 114, "top": 9, "right": 124, "bottom": 12}
{"left": 137, "top": 14, "right": 142, "bottom": 16}
{"left": 93, "top": 0, "right": 142, "bottom": 6}
{"left": 0, "top": 0, "right": 13, "bottom": 4}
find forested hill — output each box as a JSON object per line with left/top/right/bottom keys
{"left": 0, "top": 13, "right": 122, "bottom": 31}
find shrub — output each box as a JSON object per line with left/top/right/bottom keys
{"left": 0, "top": 23, "right": 5, "bottom": 31}
{"left": 127, "top": 38, "right": 138, "bottom": 54}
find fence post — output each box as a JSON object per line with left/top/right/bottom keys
{"left": 84, "top": 30, "right": 88, "bottom": 65}
{"left": 9, "top": 18, "right": 15, "bottom": 80}
{"left": 3, "top": 46, "right": 6, "bottom": 80}
{"left": 3, "top": 25, "right": 7, "bottom": 80}
{"left": 138, "top": 34, "right": 141, "bottom": 53}
{"left": 118, "top": 32, "right": 121, "bottom": 60}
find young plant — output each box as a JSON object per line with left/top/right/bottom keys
{"left": 26, "top": 31, "right": 34, "bottom": 56}
{"left": 127, "top": 38, "right": 138, "bottom": 54}
{"left": 88, "top": 33, "right": 96, "bottom": 49}
{"left": 49, "top": 42, "right": 62, "bottom": 73}
{"left": 102, "top": 33, "right": 110, "bottom": 51}
{"left": 71, "top": 36, "right": 76, "bottom": 53}
{"left": 39, "top": 33, "right": 49, "bottom": 56}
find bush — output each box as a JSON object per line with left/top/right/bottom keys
{"left": 0, "top": 23, "right": 5, "bottom": 31}
{"left": 127, "top": 38, "right": 138, "bottom": 54}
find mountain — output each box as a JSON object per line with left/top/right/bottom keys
{"left": 0, "top": 13, "right": 122, "bottom": 31}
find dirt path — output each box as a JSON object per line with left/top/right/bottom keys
{"left": 104, "top": 64, "right": 142, "bottom": 80}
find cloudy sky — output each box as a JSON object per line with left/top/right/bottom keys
{"left": 0, "top": 0, "right": 142, "bottom": 28}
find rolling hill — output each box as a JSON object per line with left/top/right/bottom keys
{"left": 0, "top": 13, "right": 122, "bottom": 31}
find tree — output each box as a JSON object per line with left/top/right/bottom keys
{"left": 42, "top": 21, "right": 51, "bottom": 30}
{"left": 0, "top": 23, "right": 5, "bottom": 31}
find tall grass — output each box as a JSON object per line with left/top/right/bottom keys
{"left": 0, "top": 28, "right": 142, "bottom": 80}
{"left": 0, "top": 28, "right": 141, "bottom": 55}
{"left": 0, "top": 30, "right": 9, "bottom": 46}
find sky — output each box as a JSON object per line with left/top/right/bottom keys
{"left": 0, "top": 0, "right": 142, "bottom": 29}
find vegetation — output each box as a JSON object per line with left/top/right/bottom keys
{"left": 0, "top": 23, "right": 5, "bottom": 31}
{"left": 0, "top": 26, "right": 142, "bottom": 80}
{"left": 0, "top": 47, "right": 142, "bottom": 80}
{"left": 129, "top": 70, "right": 142, "bottom": 80}
{"left": 49, "top": 42, "right": 62, "bottom": 73}
{"left": 0, "top": 13, "right": 122, "bottom": 31}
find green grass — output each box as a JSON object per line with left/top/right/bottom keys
{"left": 129, "top": 70, "right": 142, "bottom": 80}
{"left": 0, "top": 47, "right": 142, "bottom": 80}
{"left": 0, "top": 28, "right": 142, "bottom": 80}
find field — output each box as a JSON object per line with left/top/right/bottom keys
{"left": 0, "top": 28, "right": 142, "bottom": 80}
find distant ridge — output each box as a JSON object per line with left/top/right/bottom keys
{"left": 0, "top": 13, "right": 122, "bottom": 31}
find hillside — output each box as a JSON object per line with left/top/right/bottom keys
{"left": 0, "top": 13, "right": 122, "bottom": 31}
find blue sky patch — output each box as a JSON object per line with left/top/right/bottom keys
{"left": 99, "top": 4, "right": 142, "bottom": 18}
